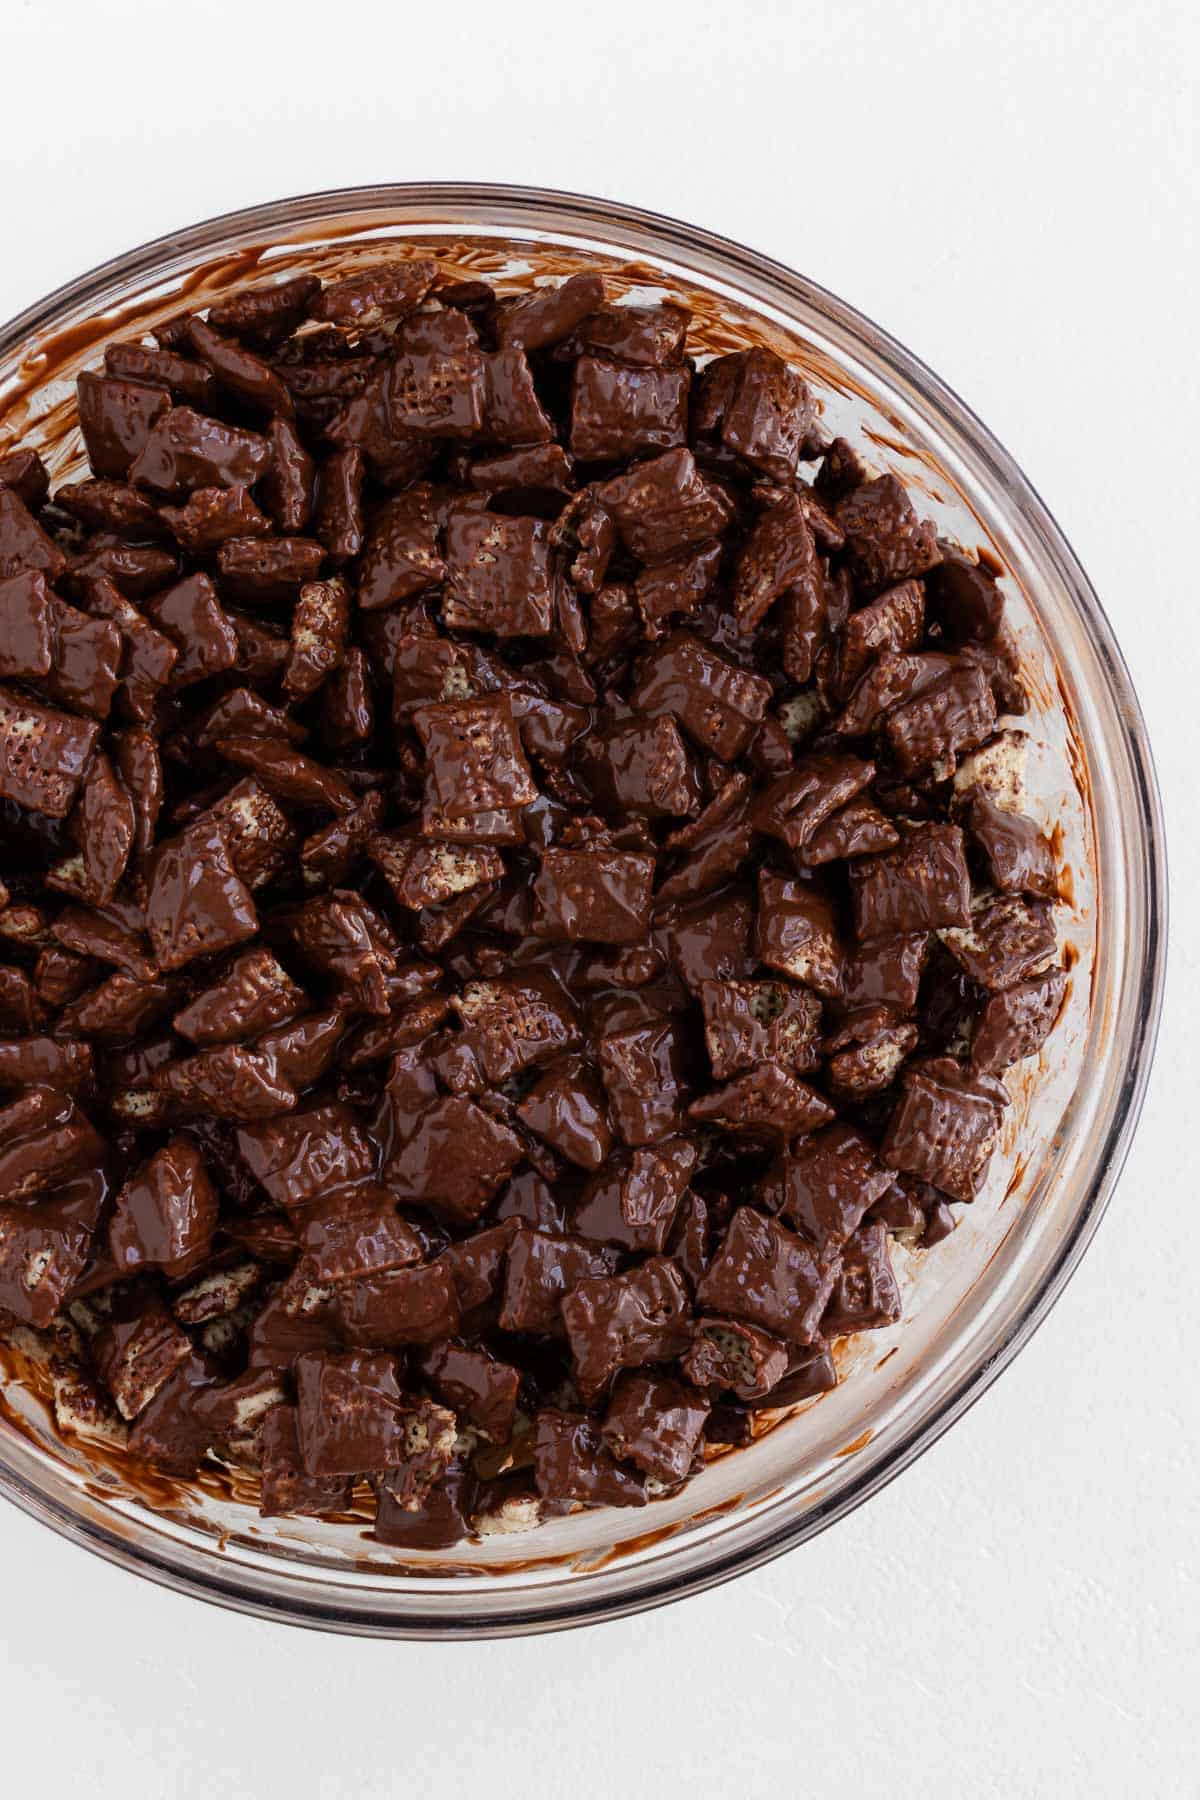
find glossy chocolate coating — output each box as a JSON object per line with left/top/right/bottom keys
{"left": 0, "top": 257, "right": 1066, "bottom": 1546}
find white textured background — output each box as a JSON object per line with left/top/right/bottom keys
{"left": 2, "top": 2, "right": 1196, "bottom": 1793}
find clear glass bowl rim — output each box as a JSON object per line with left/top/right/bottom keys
{"left": 0, "top": 180, "right": 1167, "bottom": 1639}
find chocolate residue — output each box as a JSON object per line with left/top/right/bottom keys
{"left": 0, "top": 217, "right": 1099, "bottom": 1586}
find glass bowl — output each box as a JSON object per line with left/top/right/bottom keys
{"left": 0, "top": 182, "right": 1166, "bottom": 1638}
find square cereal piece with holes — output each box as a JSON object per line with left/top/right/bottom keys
{"left": 885, "top": 664, "right": 997, "bottom": 779}
{"left": 533, "top": 847, "right": 655, "bottom": 945}
{"left": 441, "top": 507, "right": 554, "bottom": 637}
{"left": 335, "top": 1263, "right": 462, "bottom": 1350}
{"left": 562, "top": 1256, "right": 692, "bottom": 1404}
{"left": 0, "top": 686, "right": 98, "bottom": 818}
{"left": 699, "top": 978, "right": 822, "bottom": 1081}
{"left": 236, "top": 1103, "right": 376, "bottom": 1214}
{"left": 971, "top": 966, "right": 1067, "bottom": 1073}
{"left": 696, "top": 348, "right": 815, "bottom": 482}
{"left": 680, "top": 1317, "right": 790, "bottom": 1401}
{"left": 595, "top": 448, "right": 733, "bottom": 564}
{"left": 940, "top": 896, "right": 1057, "bottom": 990}
{"left": 94, "top": 1293, "right": 194, "bottom": 1420}
{"left": 881, "top": 1056, "right": 1009, "bottom": 1202}
{"left": 368, "top": 830, "right": 504, "bottom": 911}
{"left": 688, "top": 1064, "right": 834, "bottom": 1140}
{"left": 835, "top": 474, "right": 941, "bottom": 593}
{"left": 385, "top": 310, "right": 485, "bottom": 439}
{"left": 630, "top": 630, "right": 772, "bottom": 761}
{"left": 534, "top": 1409, "right": 646, "bottom": 1508}
{"left": 601, "top": 1373, "right": 709, "bottom": 1487}
{"left": 259, "top": 1404, "right": 354, "bottom": 1518}
{"left": 0, "top": 1172, "right": 105, "bottom": 1328}
{"left": 452, "top": 974, "right": 581, "bottom": 1082}
{"left": 498, "top": 1227, "right": 618, "bottom": 1338}
{"left": 386, "top": 1096, "right": 522, "bottom": 1224}
{"left": 696, "top": 1207, "right": 841, "bottom": 1346}
{"left": 414, "top": 693, "right": 537, "bottom": 815}
{"left": 781, "top": 1122, "right": 895, "bottom": 1250}
{"left": 198, "top": 777, "right": 297, "bottom": 891}
{"left": 571, "top": 1140, "right": 695, "bottom": 1256}
{"left": 849, "top": 822, "right": 971, "bottom": 939}
{"left": 598, "top": 1015, "right": 687, "bottom": 1145}
{"left": 756, "top": 872, "right": 842, "bottom": 998}
{"left": 294, "top": 1350, "right": 407, "bottom": 1476}
{"left": 569, "top": 356, "right": 690, "bottom": 461}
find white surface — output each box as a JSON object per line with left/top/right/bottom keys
{"left": 2, "top": 2, "right": 1197, "bottom": 1793}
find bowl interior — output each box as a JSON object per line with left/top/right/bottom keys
{"left": 0, "top": 187, "right": 1160, "bottom": 1635}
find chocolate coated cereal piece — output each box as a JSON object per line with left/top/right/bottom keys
{"left": 146, "top": 572, "right": 238, "bottom": 686}
{"left": 966, "top": 792, "right": 1057, "bottom": 899}
{"left": 310, "top": 259, "right": 438, "bottom": 328}
{"left": 925, "top": 547, "right": 1005, "bottom": 643}
{"left": 259, "top": 1404, "right": 354, "bottom": 1517}
{"left": 835, "top": 474, "right": 941, "bottom": 593}
{"left": 700, "top": 978, "right": 822, "bottom": 1080}
{"left": 598, "top": 1014, "right": 687, "bottom": 1145}
{"left": 441, "top": 507, "right": 555, "bottom": 637}
{"left": 827, "top": 1017, "right": 919, "bottom": 1099}
{"left": 881, "top": 1056, "right": 1009, "bottom": 1202}
{"left": 129, "top": 406, "right": 271, "bottom": 496}
{"left": 146, "top": 817, "right": 258, "bottom": 971}
{"left": 600, "top": 1372, "right": 708, "bottom": 1486}
{"left": 696, "top": 347, "right": 815, "bottom": 482}
{"left": 186, "top": 318, "right": 295, "bottom": 419}
{"left": 885, "top": 663, "right": 997, "bottom": 778}
{"left": 159, "top": 483, "right": 272, "bottom": 554}
{"left": 971, "top": 966, "right": 1067, "bottom": 1073}
{"left": 94, "top": 1292, "right": 193, "bottom": 1420}
{"left": 109, "top": 1138, "right": 219, "bottom": 1278}
{"left": 386, "top": 1095, "right": 522, "bottom": 1224}
{"left": 497, "top": 274, "right": 606, "bottom": 351}
{"left": 688, "top": 1063, "right": 835, "bottom": 1140}
{"left": 516, "top": 1054, "right": 612, "bottom": 1171}
{"left": 782, "top": 1122, "right": 895, "bottom": 1250}
{"left": 630, "top": 629, "right": 771, "bottom": 760}
{"left": 757, "top": 871, "right": 842, "bottom": 998}
{"left": 498, "top": 1227, "right": 617, "bottom": 1338}
{"left": 734, "top": 492, "right": 819, "bottom": 632}
{"left": 571, "top": 1140, "right": 695, "bottom": 1256}
{"left": 0, "top": 685, "right": 99, "bottom": 817}
{"left": 697, "top": 1208, "right": 841, "bottom": 1345}
{"left": 534, "top": 1408, "right": 646, "bottom": 1507}
{"left": 0, "top": 570, "right": 53, "bottom": 679}
{"left": 215, "top": 735, "right": 357, "bottom": 814}
{"left": 940, "top": 896, "right": 1056, "bottom": 990}
{"left": 198, "top": 777, "right": 296, "bottom": 891}
{"left": 386, "top": 309, "right": 486, "bottom": 438}
{"left": 839, "top": 578, "right": 926, "bottom": 693}
{"left": 0, "top": 1170, "right": 106, "bottom": 1328}
{"left": 562, "top": 1256, "right": 692, "bottom": 1403}
{"left": 570, "top": 356, "right": 690, "bottom": 461}
{"left": 172, "top": 946, "right": 306, "bottom": 1046}
{"left": 76, "top": 373, "right": 172, "bottom": 480}
{"left": 414, "top": 693, "right": 536, "bottom": 813}
{"left": 0, "top": 446, "right": 50, "bottom": 509}
{"left": 294, "top": 1349, "right": 409, "bottom": 1475}
{"left": 237, "top": 1103, "right": 375, "bottom": 1213}
{"left": 534, "top": 846, "right": 655, "bottom": 945}
{"left": 418, "top": 1341, "right": 521, "bottom": 1442}
{"left": 336, "top": 1262, "right": 462, "bottom": 1351}
{"left": 850, "top": 822, "right": 971, "bottom": 939}
{"left": 681, "top": 1317, "right": 791, "bottom": 1401}
{"left": 821, "top": 1221, "right": 902, "bottom": 1335}
{"left": 597, "top": 448, "right": 733, "bottom": 564}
